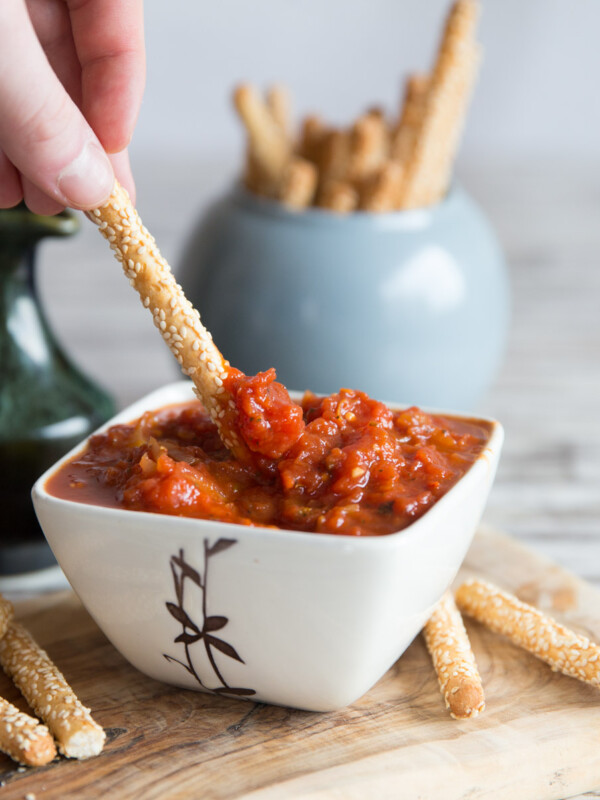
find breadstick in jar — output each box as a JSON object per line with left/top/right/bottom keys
{"left": 0, "top": 622, "right": 105, "bottom": 759}
{"left": 456, "top": 579, "right": 600, "bottom": 690}
{"left": 298, "top": 114, "right": 328, "bottom": 165}
{"left": 233, "top": 84, "right": 291, "bottom": 197}
{"left": 279, "top": 157, "right": 318, "bottom": 209}
{"left": 267, "top": 84, "right": 291, "bottom": 138}
{"left": 399, "top": 0, "right": 481, "bottom": 209}
{"left": 423, "top": 591, "right": 485, "bottom": 719}
{"left": 243, "top": 146, "right": 264, "bottom": 195}
{"left": 347, "top": 113, "right": 389, "bottom": 183}
{"left": 318, "top": 179, "right": 358, "bottom": 213}
{"left": 318, "top": 129, "right": 351, "bottom": 186}
{"left": 391, "top": 73, "right": 430, "bottom": 164}
{"left": 360, "top": 161, "right": 404, "bottom": 212}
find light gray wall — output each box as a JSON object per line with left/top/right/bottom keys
{"left": 131, "top": 0, "right": 600, "bottom": 163}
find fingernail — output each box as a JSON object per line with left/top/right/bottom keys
{"left": 57, "top": 140, "right": 114, "bottom": 208}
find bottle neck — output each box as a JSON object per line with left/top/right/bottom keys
{"left": 0, "top": 239, "right": 36, "bottom": 291}
{"left": 0, "top": 240, "right": 54, "bottom": 383}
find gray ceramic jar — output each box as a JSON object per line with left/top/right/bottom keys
{"left": 178, "top": 185, "right": 509, "bottom": 411}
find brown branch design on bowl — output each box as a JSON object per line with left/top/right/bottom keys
{"left": 163, "top": 538, "right": 256, "bottom": 697}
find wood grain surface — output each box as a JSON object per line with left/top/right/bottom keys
{"left": 1, "top": 526, "right": 600, "bottom": 800}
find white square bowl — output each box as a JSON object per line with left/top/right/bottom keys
{"left": 32, "top": 381, "right": 503, "bottom": 712}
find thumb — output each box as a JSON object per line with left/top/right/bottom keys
{"left": 0, "top": 0, "right": 114, "bottom": 210}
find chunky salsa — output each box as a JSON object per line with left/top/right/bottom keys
{"left": 47, "top": 372, "right": 491, "bottom": 537}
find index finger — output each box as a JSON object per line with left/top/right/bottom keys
{"left": 67, "top": 0, "right": 145, "bottom": 154}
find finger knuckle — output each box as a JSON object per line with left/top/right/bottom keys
{"left": 20, "top": 91, "right": 74, "bottom": 148}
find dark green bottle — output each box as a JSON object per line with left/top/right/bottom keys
{"left": 0, "top": 205, "right": 115, "bottom": 574}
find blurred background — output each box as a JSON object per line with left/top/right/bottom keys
{"left": 135, "top": 0, "right": 599, "bottom": 162}
{"left": 33, "top": 0, "right": 599, "bottom": 578}
{"left": 39, "top": 0, "right": 600, "bottom": 387}
{"left": 133, "top": 0, "right": 600, "bottom": 161}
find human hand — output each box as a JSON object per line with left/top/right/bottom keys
{"left": 0, "top": 0, "right": 145, "bottom": 214}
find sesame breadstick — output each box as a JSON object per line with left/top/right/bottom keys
{"left": 391, "top": 73, "right": 430, "bottom": 164}
{"left": 243, "top": 147, "right": 264, "bottom": 195}
{"left": 298, "top": 115, "right": 328, "bottom": 166}
{"left": 0, "top": 593, "right": 13, "bottom": 638}
{"left": 456, "top": 579, "right": 600, "bottom": 690}
{"left": 360, "top": 161, "right": 404, "bottom": 212}
{"left": 0, "top": 696, "right": 56, "bottom": 766}
{"left": 266, "top": 84, "right": 291, "bottom": 138}
{"left": 365, "top": 105, "right": 386, "bottom": 121}
{"left": 423, "top": 591, "right": 485, "bottom": 719}
{"left": 0, "top": 622, "right": 104, "bottom": 759}
{"left": 399, "top": 0, "right": 481, "bottom": 209}
{"left": 86, "top": 181, "right": 249, "bottom": 463}
{"left": 279, "top": 157, "right": 318, "bottom": 209}
{"left": 347, "top": 113, "right": 389, "bottom": 184}
{"left": 233, "top": 84, "right": 291, "bottom": 197}
{"left": 318, "top": 129, "right": 351, "bottom": 187}
{"left": 318, "top": 179, "right": 358, "bottom": 214}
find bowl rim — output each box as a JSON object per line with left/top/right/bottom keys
{"left": 32, "top": 380, "right": 503, "bottom": 552}
{"left": 229, "top": 183, "right": 464, "bottom": 232}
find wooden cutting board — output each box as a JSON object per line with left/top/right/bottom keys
{"left": 1, "top": 526, "right": 599, "bottom": 800}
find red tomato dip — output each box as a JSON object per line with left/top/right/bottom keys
{"left": 223, "top": 367, "right": 305, "bottom": 461}
{"left": 47, "top": 382, "right": 491, "bottom": 537}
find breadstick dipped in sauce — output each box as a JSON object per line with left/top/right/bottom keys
{"left": 57, "top": 180, "right": 493, "bottom": 537}
{"left": 86, "top": 181, "right": 305, "bottom": 470}
{"left": 51, "top": 188, "right": 493, "bottom": 539}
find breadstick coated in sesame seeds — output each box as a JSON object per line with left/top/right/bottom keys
{"left": 233, "top": 84, "right": 291, "bottom": 197}
{"left": 243, "top": 146, "right": 264, "bottom": 195}
{"left": 318, "top": 129, "right": 351, "bottom": 187}
{"left": 318, "top": 180, "right": 358, "bottom": 213}
{"left": 279, "top": 157, "right": 318, "bottom": 209}
{"left": 0, "top": 695, "right": 56, "bottom": 766}
{"left": 86, "top": 180, "right": 250, "bottom": 463}
{"left": 0, "top": 593, "right": 13, "bottom": 639}
{"left": 347, "top": 114, "right": 389, "bottom": 184}
{"left": 423, "top": 591, "right": 485, "bottom": 719}
{"left": 360, "top": 161, "right": 404, "bottom": 212}
{"left": 267, "top": 84, "right": 291, "bottom": 138}
{"left": 298, "top": 115, "right": 328, "bottom": 165}
{"left": 391, "top": 73, "right": 430, "bottom": 164}
{"left": 0, "top": 622, "right": 104, "bottom": 759}
{"left": 456, "top": 579, "right": 600, "bottom": 690}
{"left": 399, "top": 0, "right": 481, "bottom": 209}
